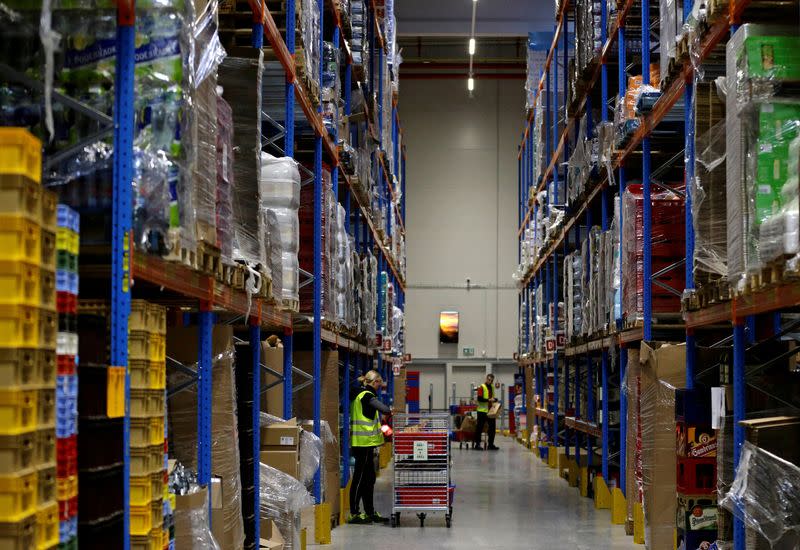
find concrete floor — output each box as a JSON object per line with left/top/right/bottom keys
{"left": 328, "top": 436, "right": 638, "bottom": 550}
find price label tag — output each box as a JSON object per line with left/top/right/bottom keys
{"left": 413, "top": 441, "right": 428, "bottom": 461}
{"left": 279, "top": 436, "right": 295, "bottom": 446}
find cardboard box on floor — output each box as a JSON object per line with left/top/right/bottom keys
{"left": 261, "top": 337, "right": 285, "bottom": 417}
{"left": 638, "top": 341, "right": 686, "bottom": 550}
{"left": 167, "top": 325, "right": 245, "bottom": 550}
{"left": 293, "top": 351, "right": 341, "bottom": 519}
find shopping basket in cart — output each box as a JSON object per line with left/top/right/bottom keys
{"left": 392, "top": 412, "right": 452, "bottom": 528}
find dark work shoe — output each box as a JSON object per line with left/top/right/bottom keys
{"left": 369, "top": 513, "right": 390, "bottom": 524}
{"left": 349, "top": 513, "right": 370, "bottom": 524}
{"left": 488, "top": 445, "right": 500, "bottom": 451}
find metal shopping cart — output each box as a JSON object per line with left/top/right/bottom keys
{"left": 391, "top": 412, "right": 452, "bottom": 528}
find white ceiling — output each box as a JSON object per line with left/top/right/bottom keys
{"left": 395, "top": 0, "right": 554, "bottom": 37}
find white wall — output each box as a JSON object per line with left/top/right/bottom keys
{"left": 408, "top": 363, "right": 517, "bottom": 411}
{"left": 403, "top": 77, "right": 523, "bottom": 361}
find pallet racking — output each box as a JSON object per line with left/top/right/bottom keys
{"left": 514, "top": 0, "right": 798, "bottom": 547}
{"left": 1, "top": 0, "right": 405, "bottom": 545}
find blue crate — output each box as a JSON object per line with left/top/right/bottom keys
{"left": 56, "top": 374, "right": 78, "bottom": 400}
{"left": 56, "top": 415, "right": 77, "bottom": 438}
{"left": 56, "top": 270, "right": 79, "bottom": 294}
{"left": 59, "top": 516, "right": 78, "bottom": 543}
{"left": 56, "top": 205, "right": 80, "bottom": 234}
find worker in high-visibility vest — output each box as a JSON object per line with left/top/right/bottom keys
{"left": 473, "top": 373, "right": 500, "bottom": 450}
{"left": 348, "top": 369, "right": 392, "bottom": 524}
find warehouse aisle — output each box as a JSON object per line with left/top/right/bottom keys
{"left": 328, "top": 437, "right": 637, "bottom": 549}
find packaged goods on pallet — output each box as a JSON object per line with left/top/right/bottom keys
{"left": 622, "top": 185, "right": 685, "bottom": 324}
{"left": 322, "top": 41, "right": 341, "bottom": 135}
{"left": 170, "top": 463, "right": 219, "bottom": 549}
{"left": 167, "top": 326, "right": 244, "bottom": 550}
{"left": 659, "top": 0, "right": 683, "bottom": 88}
{"left": 721, "top": 417, "right": 800, "bottom": 549}
{"left": 259, "top": 463, "right": 314, "bottom": 550}
{"left": 725, "top": 25, "right": 800, "bottom": 293}
{"left": 525, "top": 33, "right": 551, "bottom": 110}
{"left": 566, "top": 115, "right": 593, "bottom": 207}
{"left": 259, "top": 154, "right": 301, "bottom": 305}
{"left": 299, "top": 168, "right": 335, "bottom": 319}
{"left": 563, "top": 250, "right": 584, "bottom": 341}
{"left": 350, "top": 0, "right": 369, "bottom": 70}
{"left": 573, "top": 0, "right": 602, "bottom": 78}
{"left": 623, "top": 342, "right": 686, "bottom": 550}
{"left": 219, "top": 55, "right": 267, "bottom": 269}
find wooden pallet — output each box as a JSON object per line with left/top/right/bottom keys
{"left": 163, "top": 229, "right": 198, "bottom": 270}
{"left": 197, "top": 241, "right": 221, "bottom": 277}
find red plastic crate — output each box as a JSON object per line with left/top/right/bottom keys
{"left": 56, "top": 435, "right": 77, "bottom": 478}
{"left": 393, "top": 433, "right": 449, "bottom": 456}
{"left": 56, "top": 291, "right": 77, "bottom": 314}
{"left": 676, "top": 456, "right": 716, "bottom": 495}
{"left": 394, "top": 486, "right": 449, "bottom": 507}
{"left": 57, "top": 355, "right": 76, "bottom": 375}
{"left": 58, "top": 495, "right": 78, "bottom": 520}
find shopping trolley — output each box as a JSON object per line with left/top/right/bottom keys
{"left": 391, "top": 412, "right": 452, "bottom": 528}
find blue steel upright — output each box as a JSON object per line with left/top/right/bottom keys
{"left": 601, "top": 350, "right": 609, "bottom": 480}
{"left": 642, "top": 0, "right": 653, "bottom": 341}
{"left": 733, "top": 321, "right": 746, "bottom": 548}
{"left": 250, "top": 320, "right": 261, "bottom": 542}
{"left": 112, "top": 7, "right": 135, "bottom": 545}
{"left": 197, "top": 307, "right": 213, "bottom": 499}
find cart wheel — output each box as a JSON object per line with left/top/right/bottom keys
{"left": 417, "top": 513, "right": 426, "bottom": 527}
{"left": 446, "top": 514, "right": 452, "bottom": 528}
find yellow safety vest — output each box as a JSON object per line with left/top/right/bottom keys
{"left": 351, "top": 390, "right": 384, "bottom": 447}
{"left": 476, "top": 383, "right": 493, "bottom": 413}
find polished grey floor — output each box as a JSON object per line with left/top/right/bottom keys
{"left": 327, "top": 436, "right": 638, "bottom": 549}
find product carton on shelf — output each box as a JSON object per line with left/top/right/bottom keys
{"left": 261, "top": 419, "right": 302, "bottom": 450}
{"left": 259, "top": 449, "right": 300, "bottom": 480}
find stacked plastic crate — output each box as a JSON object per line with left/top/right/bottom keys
{"left": 55, "top": 204, "right": 80, "bottom": 549}
{"left": 0, "top": 128, "right": 59, "bottom": 549}
{"left": 128, "top": 300, "right": 167, "bottom": 550}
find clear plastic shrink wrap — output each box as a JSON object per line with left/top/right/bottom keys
{"left": 721, "top": 442, "right": 800, "bottom": 549}
{"left": 219, "top": 54, "right": 265, "bottom": 267}
{"left": 170, "top": 463, "right": 221, "bottom": 550}
{"left": 167, "top": 327, "right": 245, "bottom": 550}
{"left": 622, "top": 185, "right": 685, "bottom": 323}
{"left": 263, "top": 209, "right": 284, "bottom": 303}
{"left": 216, "top": 93, "right": 235, "bottom": 264}
{"left": 260, "top": 153, "right": 301, "bottom": 303}
{"left": 259, "top": 463, "right": 315, "bottom": 550}
{"left": 259, "top": 412, "right": 333, "bottom": 488}
{"left": 726, "top": 25, "right": 800, "bottom": 293}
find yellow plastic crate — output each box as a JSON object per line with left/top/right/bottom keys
{"left": 150, "top": 499, "right": 162, "bottom": 531}
{"left": 38, "top": 309, "right": 56, "bottom": 350}
{"left": 0, "top": 510, "right": 35, "bottom": 550}
{"left": 39, "top": 268, "right": 55, "bottom": 310}
{"left": 149, "top": 445, "right": 163, "bottom": 473}
{"left": 129, "top": 360, "right": 149, "bottom": 390}
{"left": 148, "top": 360, "right": 165, "bottom": 390}
{"left": 149, "top": 390, "right": 164, "bottom": 417}
{"left": 128, "top": 331, "right": 150, "bottom": 361}
{"left": 34, "top": 429, "right": 54, "bottom": 467}
{"left": 0, "top": 471, "right": 37, "bottom": 521}
{"left": 107, "top": 366, "right": 125, "bottom": 418}
{"left": 39, "top": 230, "right": 54, "bottom": 271}
{"left": 149, "top": 417, "right": 164, "bottom": 446}
{"left": 0, "top": 176, "right": 41, "bottom": 223}
{"left": 0, "top": 261, "right": 40, "bottom": 307}
{"left": 129, "top": 389, "right": 150, "bottom": 418}
{"left": 0, "top": 129, "right": 41, "bottom": 184}
{"left": 130, "top": 446, "right": 153, "bottom": 476}
{"left": 129, "top": 301, "right": 149, "bottom": 332}
{"left": 36, "top": 465, "right": 55, "bottom": 506}
{"left": 150, "top": 471, "right": 165, "bottom": 503}
{"left": 130, "top": 504, "right": 152, "bottom": 536}
{"left": 55, "top": 229, "right": 78, "bottom": 256}
{"left": 0, "top": 389, "right": 37, "bottom": 435}
{"left": 0, "top": 216, "right": 40, "bottom": 264}
{"left": 38, "top": 351, "right": 55, "bottom": 389}
{"left": 130, "top": 527, "right": 161, "bottom": 550}
{"left": 37, "top": 390, "right": 54, "bottom": 429}
{"left": 0, "top": 305, "right": 38, "bottom": 347}
{"left": 55, "top": 475, "right": 76, "bottom": 501}
{"left": 39, "top": 191, "right": 56, "bottom": 234}
{"left": 35, "top": 501, "right": 58, "bottom": 550}
{"left": 148, "top": 333, "right": 165, "bottom": 362}
{"left": 0, "top": 431, "right": 35, "bottom": 474}
{"left": 0, "top": 349, "right": 38, "bottom": 389}
{"left": 130, "top": 418, "right": 150, "bottom": 448}
{"left": 130, "top": 474, "right": 152, "bottom": 506}
{"left": 147, "top": 303, "right": 166, "bottom": 335}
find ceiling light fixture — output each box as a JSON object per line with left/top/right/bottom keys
{"left": 468, "top": 38, "right": 476, "bottom": 55}
{"left": 467, "top": 76, "right": 475, "bottom": 91}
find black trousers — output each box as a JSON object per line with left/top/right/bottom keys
{"left": 474, "top": 412, "right": 496, "bottom": 447}
{"left": 350, "top": 446, "right": 377, "bottom": 516}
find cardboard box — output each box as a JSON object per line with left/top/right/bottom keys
{"left": 625, "top": 346, "right": 640, "bottom": 526}
{"left": 638, "top": 341, "right": 686, "bottom": 550}
{"left": 174, "top": 487, "right": 209, "bottom": 550}
{"left": 677, "top": 425, "right": 717, "bottom": 458}
{"left": 261, "top": 419, "right": 302, "bottom": 449}
{"left": 393, "top": 367, "right": 407, "bottom": 411}
{"left": 167, "top": 325, "right": 245, "bottom": 550}
{"left": 259, "top": 520, "right": 285, "bottom": 550}
{"left": 260, "top": 449, "right": 300, "bottom": 480}
{"left": 261, "top": 338, "right": 285, "bottom": 418}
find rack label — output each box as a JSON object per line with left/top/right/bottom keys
{"left": 413, "top": 441, "right": 428, "bottom": 461}
{"left": 279, "top": 436, "right": 295, "bottom": 446}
